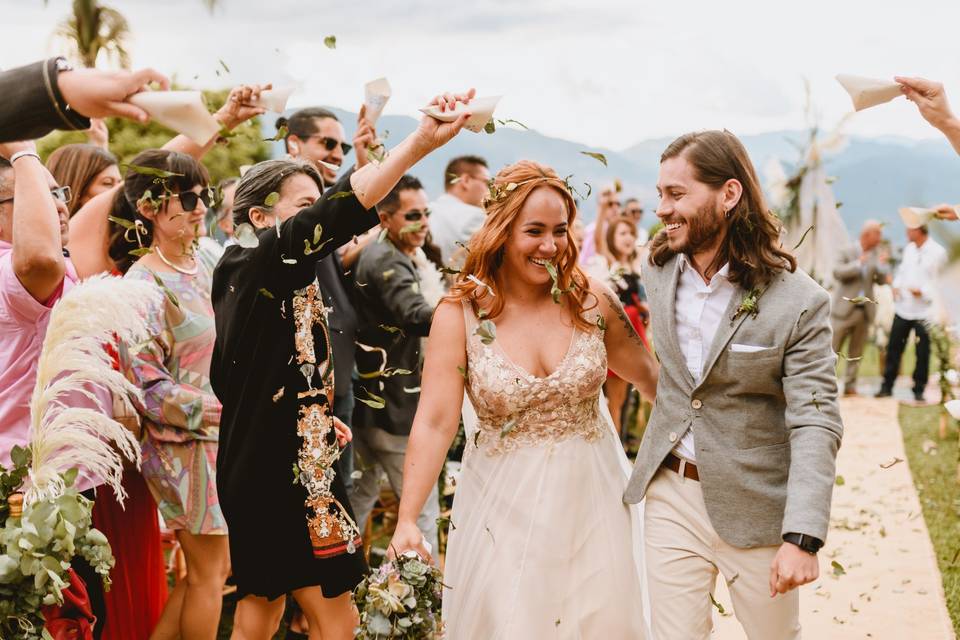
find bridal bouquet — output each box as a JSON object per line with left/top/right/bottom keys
{"left": 0, "top": 447, "right": 115, "bottom": 640}
{"left": 354, "top": 552, "right": 445, "bottom": 639}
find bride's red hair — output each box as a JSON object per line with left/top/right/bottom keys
{"left": 447, "top": 160, "right": 596, "bottom": 329}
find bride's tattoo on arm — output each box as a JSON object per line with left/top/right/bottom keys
{"left": 602, "top": 291, "right": 645, "bottom": 349}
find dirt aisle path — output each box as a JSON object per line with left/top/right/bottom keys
{"left": 711, "top": 396, "right": 955, "bottom": 639}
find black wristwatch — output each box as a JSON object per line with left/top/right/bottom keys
{"left": 783, "top": 532, "right": 823, "bottom": 555}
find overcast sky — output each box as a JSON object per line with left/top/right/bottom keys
{"left": 5, "top": 0, "right": 959, "bottom": 150}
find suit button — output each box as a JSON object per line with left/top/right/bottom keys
{"left": 668, "top": 431, "right": 678, "bottom": 443}
{"left": 691, "top": 398, "right": 703, "bottom": 409}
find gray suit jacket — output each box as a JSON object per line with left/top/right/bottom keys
{"left": 625, "top": 255, "right": 843, "bottom": 548}
{"left": 831, "top": 244, "right": 889, "bottom": 323}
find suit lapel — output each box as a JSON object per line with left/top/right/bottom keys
{"left": 697, "top": 284, "right": 752, "bottom": 385}
{"left": 660, "top": 258, "right": 696, "bottom": 390}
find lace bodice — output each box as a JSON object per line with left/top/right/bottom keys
{"left": 462, "top": 302, "right": 608, "bottom": 455}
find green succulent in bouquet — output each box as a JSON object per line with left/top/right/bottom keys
{"left": 354, "top": 552, "right": 445, "bottom": 639}
{"left": 0, "top": 447, "right": 115, "bottom": 640}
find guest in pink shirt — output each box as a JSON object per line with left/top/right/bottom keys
{"left": 0, "top": 141, "right": 77, "bottom": 467}
{"left": 0, "top": 140, "right": 108, "bottom": 635}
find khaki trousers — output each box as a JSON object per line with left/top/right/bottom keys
{"left": 831, "top": 308, "right": 869, "bottom": 387}
{"left": 644, "top": 468, "right": 801, "bottom": 640}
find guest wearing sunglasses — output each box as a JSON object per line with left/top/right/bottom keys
{"left": 107, "top": 148, "right": 232, "bottom": 640}
{"left": 350, "top": 175, "right": 443, "bottom": 554}
{"left": 278, "top": 107, "right": 356, "bottom": 187}
{"left": 0, "top": 140, "right": 109, "bottom": 631}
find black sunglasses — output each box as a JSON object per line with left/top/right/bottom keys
{"left": 403, "top": 209, "right": 431, "bottom": 222}
{"left": 0, "top": 185, "right": 71, "bottom": 206}
{"left": 167, "top": 189, "right": 213, "bottom": 212}
{"left": 307, "top": 135, "right": 352, "bottom": 155}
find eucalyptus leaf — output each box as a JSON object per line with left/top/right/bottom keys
{"left": 382, "top": 269, "right": 395, "bottom": 281}
{"left": 281, "top": 254, "right": 298, "bottom": 265}
{"left": 499, "top": 418, "right": 517, "bottom": 438}
{"left": 328, "top": 190, "right": 354, "bottom": 200}
{"left": 399, "top": 221, "right": 424, "bottom": 235}
{"left": 263, "top": 125, "right": 288, "bottom": 142}
{"left": 233, "top": 223, "right": 260, "bottom": 248}
{"left": 128, "top": 247, "right": 152, "bottom": 258}
{"left": 842, "top": 295, "right": 877, "bottom": 305}
{"left": 580, "top": 151, "right": 608, "bottom": 167}
{"left": 218, "top": 58, "right": 231, "bottom": 74}
{"left": 831, "top": 560, "right": 846, "bottom": 577}
{"left": 475, "top": 319, "right": 497, "bottom": 345}
{"left": 324, "top": 35, "right": 337, "bottom": 49}
{"left": 120, "top": 163, "right": 183, "bottom": 179}
{"left": 483, "top": 119, "right": 496, "bottom": 134}
{"left": 258, "top": 288, "right": 275, "bottom": 299}
{"left": 356, "top": 388, "right": 385, "bottom": 409}
{"left": 377, "top": 228, "right": 389, "bottom": 243}
{"left": 793, "top": 224, "right": 815, "bottom": 251}
{"left": 107, "top": 215, "right": 137, "bottom": 230}
{"left": 264, "top": 192, "right": 280, "bottom": 207}
{"left": 496, "top": 118, "right": 529, "bottom": 130}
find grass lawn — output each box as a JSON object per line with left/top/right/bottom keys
{"left": 898, "top": 403, "right": 960, "bottom": 635}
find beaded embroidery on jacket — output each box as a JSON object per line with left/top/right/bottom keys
{"left": 293, "top": 281, "right": 361, "bottom": 556}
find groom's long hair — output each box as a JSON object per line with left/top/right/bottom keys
{"left": 447, "top": 160, "right": 596, "bottom": 329}
{"left": 649, "top": 130, "right": 796, "bottom": 292}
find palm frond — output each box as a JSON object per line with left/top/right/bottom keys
{"left": 25, "top": 275, "right": 163, "bottom": 506}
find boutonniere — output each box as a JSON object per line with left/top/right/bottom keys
{"left": 731, "top": 287, "right": 765, "bottom": 324}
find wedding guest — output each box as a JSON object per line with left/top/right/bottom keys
{"left": 47, "top": 143, "right": 121, "bottom": 218}
{"left": 895, "top": 77, "right": 960, "bottom": 221}
{"left": 875, "top": 222, "right": 948, "bottom": 401}
{"left": 623, "top": 197, "right": 650, "bottom": 246}
{"left": 350, "top": 175, "right": 445, "bottom": 553}
{"left": 0, "top": 141, "right": 108, "bottom": 635}
{"left": 278, "top": 107, "right": 352, "bottom": 187}
{"left": 584, "top": 216, "right": 650, "bottom": 436}
{"left": 210, "top": 93, "right": 471, "bottom": 639}
{"left": 830, "top": 220, "right": 889, "bottom": 396}
{"left": 428, "top": 155, "right": 489, "bottom": 267}
{"left": 579, "top": 185, "right": 620, "bottom": 263}
{"left": 108, "top": 149, "right": 230, "bottom": 640}
{"left": 68, "top": 83, "right": 267, "bottom": 278}
{"left": 0, "top": 58, "right": 169, "bottom": 142}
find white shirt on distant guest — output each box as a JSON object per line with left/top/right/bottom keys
{"left": 892, "top": 238, "right": 948, "bottom": 321}
{"left": 673, "top": 254, "right": 736, "bottom": 462}
{"left": 428, "top": 193, "right": 485, "bottom": 268}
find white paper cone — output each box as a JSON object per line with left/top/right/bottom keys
{"left": 128, "top": 91, "right": 221, "bottom": 144}
{"left": 945, "top": 399, "right": 960, "bottom": 420}
{"left": 252, "top": 86, "right": 296, "bottom": 113}
{"left": 419, "top": 95, "right": 502, "bottom": 133}
{"left": 898, "top": 206, "right": 937, "bottom": 229}
{"left": 364, "top": 77, "right": 392, "bottom": 125}
{"left": 836, "top": 74, "right": 902, "bottom": 111}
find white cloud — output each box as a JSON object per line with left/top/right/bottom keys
{"left": 4, "top": 0, "right": 958, "bottom": 149}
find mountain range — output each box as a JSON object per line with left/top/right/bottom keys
{"left": 267, "top": 109, "right": 960, "bottom": 244}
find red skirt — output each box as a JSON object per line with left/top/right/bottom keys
{"left": 92, "top": 469, "right": 168, "bottom": 640}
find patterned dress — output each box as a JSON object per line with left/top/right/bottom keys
{"left": 125, "top": 247, "right": 226, "bottom": 535}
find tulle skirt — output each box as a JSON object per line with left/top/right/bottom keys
{"left": 442, "top": 413, "right": 647, "bottom": 639}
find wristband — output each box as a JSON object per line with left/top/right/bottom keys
{"left": 9, "top": 151, "right": 41, "bottom": 165}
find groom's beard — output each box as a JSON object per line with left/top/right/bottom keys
{"left": 678, "top": 202, "right": 727, "bottom": 258}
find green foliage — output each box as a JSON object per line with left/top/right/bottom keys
{"left": 898, "top": 404, "right": 960, "bottom": 635}
{"left": 36, "top": 87, "right": 270, "bottom": 186}
{"left": 0, "top": 448, "right": 115, "bottom": 640}
{"left": 354, "top": 553, "right": 444, "bottom": 639}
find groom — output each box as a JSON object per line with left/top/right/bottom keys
{"left": 625, "top": 130, "right": 843, "bottom": 639}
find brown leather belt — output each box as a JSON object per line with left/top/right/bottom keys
{"left": 662, "top": 452, "right": 700, "bottom": 481}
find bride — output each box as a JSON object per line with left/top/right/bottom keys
{"left": 387, "top": 160, "right": 658, "bottom": 638}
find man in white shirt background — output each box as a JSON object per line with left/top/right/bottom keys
{"left": 876, "top": 222, "right": 948, "bottom": 402}
{"left": 428, "top": 155, "right": 489, "bottom": 268}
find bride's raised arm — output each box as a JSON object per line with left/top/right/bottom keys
{"left": 387, "top": 298, "right": 467, "bottom": 563}
{"left": 592, "top": 277, "right": 659, "bottom": 401}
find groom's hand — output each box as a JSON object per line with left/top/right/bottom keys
{"left": 769, "top": 542, "right": 819, "bottom": 596}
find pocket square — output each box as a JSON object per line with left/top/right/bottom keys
{"left": 729, "top": 343, "right": 772, "bottom": 353}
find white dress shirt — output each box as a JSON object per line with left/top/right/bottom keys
{"left": 673, "top": 255, "right": 736, "bottom": 461}
{"left": 892, "top": 238, "right": 948, "bottom": 321}
{"left": 427, "top": 193, "right": 486, "bottom": 268}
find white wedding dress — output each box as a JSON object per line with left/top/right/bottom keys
{"left": 442, "top": 303, "right": 649, "bottom": 639}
